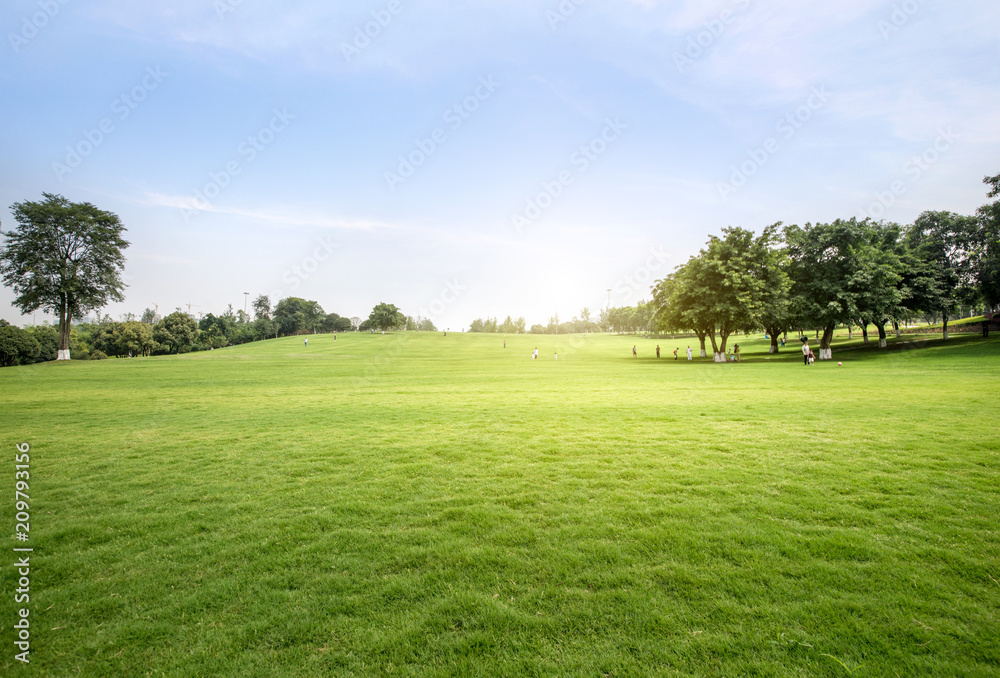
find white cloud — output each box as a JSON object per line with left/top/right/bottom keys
{"left": 138, "top": 191, "right": 390, "bottom": 231}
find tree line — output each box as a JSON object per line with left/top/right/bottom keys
{"left": 0, "top": 294, "right": 432, "bottom": 365}
{"left": 651, "top": 173, "right": 999, "bottom": 362}
{"left": 2, "top": 174, "right": 997, "bottom": 365}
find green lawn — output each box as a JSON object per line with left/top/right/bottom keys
{"left": 2, "top": 331, "right": 999, "bottom": 676}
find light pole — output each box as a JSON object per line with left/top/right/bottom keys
{"left": 243, "top": 292, "right": 249, "bottom": 317}
{"left": 606, "top": 289, "right": 612, "bottom": 333}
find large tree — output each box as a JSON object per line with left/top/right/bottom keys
{"left": 853, "top": 221, "right": 904, "bottom": 348}
{"left": 655, "top": 226, "right": 785, "bottom": 362}
{"left": 153, "top": 312, "right": 199, "bottom": 354}
{"left": 973, "top": 173, "right": 1000, "bottom": 310}
{"left": 273, "top": 297, "right": 325, "bottom": 336}
{"left": 653, "top": 266, "right": 712, "bottom": 357}
{"left": 0, "top": 194, "right": 129, "bottom": 359}
{"left": 903, "top": 211, "right": 977, "bottom": 341}
{"left": 252, "top": 294, "right": 271, "bottom": 321}
{"left": 368, "top": 302, "right": 404, "bottom": 332}
{"left": 786, "top": 218, "right": 897, "bottom": 359}
{"left": 0, "top": 324, "right": 40, "bottom": 367}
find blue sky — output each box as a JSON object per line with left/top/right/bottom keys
{"left": 2, "top": 0, "right": 998, "bottom": 329}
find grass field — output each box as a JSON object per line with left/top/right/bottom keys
{"left": 2, "top": 331, "right": 999, "bottom": 676}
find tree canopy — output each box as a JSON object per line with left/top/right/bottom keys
{"left": 367, "top": 302, "right": 405, "bottom": 332}
{"left": 0, "top": 193, "right": 129, "bottom": 359}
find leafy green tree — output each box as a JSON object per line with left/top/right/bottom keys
{"left": 0, "top": 324, "right": 40, "bottom": 367}
{"left": 658, "top": 227, "right": 781, "bottom": 361}
{"left": 141, "top": 307, "right": 157, "bottom": 324}
{"left": 786, "top": 219, "right": 895, "bottom": 359}
{"left": 973, "top": 172, "right": 1000, "bottom": 309}
{"left": 849, "top": 221, "right": 905, "bottom": 348}
{"left": 903, "top": 211, "right": 978, "bottom": 341}
{"left": 200, "top": 313, "right": 237, "bottom": 344}
{"left": 273, "top": 297, "right": 325, "bottom": 335}
{"left": 322, "top": 313, "right": 352, "bottom": 333}
{"left": 750, "top": 227, "right": 793, "bottom": 354}
{"left": 154, "top": 312, "right": 199, "bottom": 354}
{"left": 253, "top": 294, "right": 271, "bottom": 320}
{"left": 24, "top": 324, "right": 59, "bottom": 362}
{"left": 252, "top": 317, "right": 277, "bottom": 340}
{"left": 367, "top": 302, "right": 404, "bottom": 332}
{"left": 114, "top": 321, "right": 155, "bottom": 356}
{"left": 90, "top": 321, "right": 120, "bottom": 357}
{"left": 0, "top": 194, "right": 129, "bottom": 360}
{"left": 653, "top": 269, "right": 711, "bottom": 357}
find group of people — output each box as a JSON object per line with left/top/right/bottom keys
{"left": 520, "top": 337, "right": 818, "bottom": 365}
{"left": 801, "top": 337, "right": 815, "bottom": 365}
{"left": 637, "top": 344, "right": 740, "bottom": 361}
{"left": 531, "top": 347, "right": 557, "bottom": 360}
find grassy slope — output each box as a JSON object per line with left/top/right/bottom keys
{"left": 1, "top": 332, "right": 998, "bottom": 676}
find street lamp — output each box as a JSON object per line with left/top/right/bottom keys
{"left": 243, "top": 292, "right": 249, "bottom": 316}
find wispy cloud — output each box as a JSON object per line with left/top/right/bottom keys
{"left": 138, "top": 191, "right": 390, "bottom": 231}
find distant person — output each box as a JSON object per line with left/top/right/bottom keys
{"left": 801, "top": 337, "right": 810, "bottom": 366}
{"left": 656, "top": 345, "right": 660, "bottom": 358}
{"left": 734, "top": 343, "right": 741, "bottom": 362}
{"left": 673, "top": 347, "right": 678, "bottom": 360}
{"left": 632, "top": 345, "right": 637, "bottom": 357}
{"left": 334, "top": 332, "right": 337, "bottom": 341}
{"left": 554, "top": 351, "right": 558, "bottom": 360}
{"left": 686, "top": 346, "right": 692, "bottom": 361}
{"left": 780, "top": 337, "right": 785, "bottom": 348}
{"left": 304, "top": 337, "right": 308, "bottom": 347}
{"left": 503, "top": 339, "right": 506, "bottom": 348}
{"left": 533, "top": 347, "right": 538, "bottom": 360}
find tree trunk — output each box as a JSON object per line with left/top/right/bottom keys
{"left": 818, "top": 323, "right": 835, "bottom": 360}
{"left": 942, "top": 314, "right": 949, "bottom": 341}
{"left": 892, "top": 318, "right": 900, "bottom": 338}
{"left": 708, "top": 329, "right": 722, "bottom": 362}
{"left": 766, "top": 324, "right": 781, "bottom": 353}
{"left": 860, "top": 319, "right": 869, "bottom": 345}
{"left": 875, "top": 322, "right": 887, "bottom": 349}
{"left": 713, "top": 330, "right": 730, "bottom": 363}
{"left": 57, "top": 298, "right": 71, "bottom": 360}
{"left": 696, "top": 329, "right": 708, "bottom": 358}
